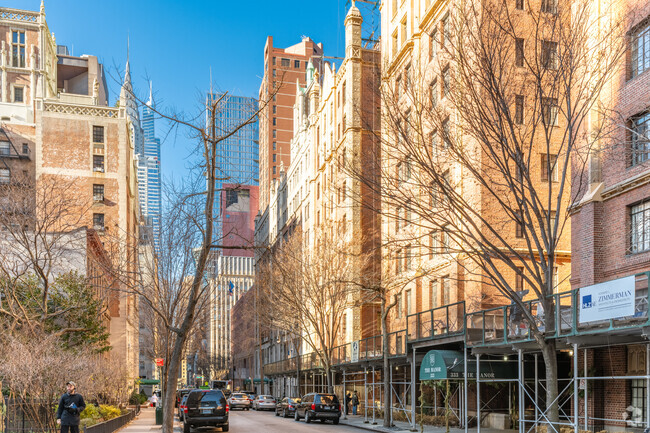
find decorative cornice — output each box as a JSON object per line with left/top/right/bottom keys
{"left": 601, "top": 169, "right": 650, "bottom": 201}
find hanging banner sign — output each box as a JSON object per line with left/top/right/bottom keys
{"left": 579, "top": 275, "right": 636, "bottom": 324}
{"left": 351, "top": 340, "right": 360, "bottom": 363}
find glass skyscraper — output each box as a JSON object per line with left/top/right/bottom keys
{"left": 140, "top": 84, "right": 162, "bottom": 252}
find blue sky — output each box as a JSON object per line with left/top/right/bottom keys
{"left": 7, "top": 0, "right": 352, "bottom": 180}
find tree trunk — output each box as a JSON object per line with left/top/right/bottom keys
{"left": 541, "top": 340, "right": 559, "bottom": 428}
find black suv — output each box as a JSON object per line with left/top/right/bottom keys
{"left": 294, "top": 393, "right": 340, "bottom": 424}
{"left": 183, "top": 389, "right": 229, "bottom": 432}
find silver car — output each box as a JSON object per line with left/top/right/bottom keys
{"left": 253, "top": 395, "right": 277, "bottom": 411}
{"left": 228, "top": 392, "right": 251, "bottom": 410}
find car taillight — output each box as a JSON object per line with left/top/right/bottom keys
{"left": 339, "top": 404, "right": 342, "bottom": 411}
{"left": 288, "top": 405, "right": 293, "bottom": 409}
{"left": 226, "top": 404, "right": 229, "bottom": 413}
{"left": 183, "top": 407, "right": 188, "bottom": 413}
{"left": 311, "top": 403, "right": 315, "bottom": 410}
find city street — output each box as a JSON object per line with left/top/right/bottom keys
{"left": 228, "top": 410, "right": 359, "bottom": 432}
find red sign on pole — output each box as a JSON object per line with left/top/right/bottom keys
{"left": 155, "top": 358, "right": 164, "bottom": 367}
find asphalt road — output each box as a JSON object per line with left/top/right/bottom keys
{"left": 228, "top": 408, "right": 360, "bottom": 432}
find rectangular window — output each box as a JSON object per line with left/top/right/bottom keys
{"left": 541, "top": 0, "right": 557, "bottom": 14}
{"left": 442, "top": 14, "right": 450, "bottom": 46}
{"left": 397, "top": 289, "right": 403, "bottom": 318}
{"left": 13, "top": 87, "right": 23, "bottom": 103}
{"left": 430, "top": 80, "right": 438, "bottom": 107}
{"left": 516, "top": 266, "right": 524, "bottom": 291}
{"left": 273, "top": 154, "right": 277, "bottom": 163}
{"left": 272, "top": 105, "right": 277, "bottom": 114}
{"left": 442, "top": 67, "right": 450, "bottom": 97}
{"left": 631, "top": 112, "right": 650, "bottom": 166}
{"left": 273, "top": 166, "right": 277, "bottom": 175}
{"left": 542, "top": 97, "right": 558, "bottom": 126}
{"left": 541, "top": 153, "right": 559, "bottom": 182}
{"left": 294, "top": 59, "right": 300, "bottom": 69}
{"left": 93, "top": 213, "right": 105, "bottom": 231}
{"left": 442, "top": 276, "right": 451, "bottom": 306}
{"left": 11, "top": 31, "right": 25, "bottom": 68}
{"left": 442, "top": 118, "right": 451, "bottom": 148}
{"left": 93, "top": 155, "right": 105, "bottom": 172}
{"left": 22, "top": 143, "right": 28, "bottom": 155}
{"left": 541, "top": 41, "right": 558, "bottom": 69}
{"left": 431, "top": 131, "right": 439, "bottom": 157}
{"left": 516, "top": 215, "right": 524, "bottom": 238}
{"left": 273, "top": 130, "right": 276, "bottom": 138}
{"left": 93, "top": 126, "right": 105, "bottom": 143}
{"left": 281, "top": 58, "right": 290, "bottom": 67}
{"left": 406, "top": 289, "right": 412, "bottom": 315}
{"left": 430, "top": 230, "right": 439, "bottom": 258}
{"left": 273, "top": 142, "right": 277, "bottom": 150}
{"left": 515, "top": 95, "right": 524, "bottom": 124}
{"left": 273, "top": 117, "right": 277, "bottom": 126}
{"left": 515, "top": 38, "right": 525, "bottom": 67}
{"left": 0, "top": 168, "right": 10, "bottom": 183}
{"left": 516, "top": 0, "right": 524, "bottom": 9}
{"left": 342, "top": 81, "right": 346, "bottom": 106}
{"left": 632, "top": 23, "right": 650, "bottom": 78}
{"left": 429, "top": 280, "right": 438, "bottom": 309}
{"left": 392, "top": 31, "right": 399, "bottom": 56}
{"left": 630, "top": 201, "right": 650, "bottom": 253}
{"left": 631, "top": 379, "right": 647, "bottom": 425}
{"left": 401, "top": 17, "right": 407, "bottom": 46}
{"left": 0, "top": 141, "right": 10, "bottom": 156}
{"left": 405, "top": 244, "right": 412, "bottom": 269}
{"left": 93, "top": 184, "right": 105, "bottom": 202}
{"left": 395, "top": 206, "right": 401, "bottom": 232}
{"left": 443, "top": 228, "right": 451, "bottom": 254}
{"left": 430, "top": 30, "right": 438, "bottom": 60}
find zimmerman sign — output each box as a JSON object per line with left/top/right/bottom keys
{"left": 579, "top": 275, "right": 636, "bottom": 324}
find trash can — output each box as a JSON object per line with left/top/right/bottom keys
{"left": 155, "top": 406, "right": 163, "bottom": 425}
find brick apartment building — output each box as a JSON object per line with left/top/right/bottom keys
{"left": 258, "top": 36, "right": 323, "bottom": 211}
{"left": 0, "top": 4, "right": 140, "bottom": 380}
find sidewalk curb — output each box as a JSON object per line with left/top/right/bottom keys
{"left": 339, "top": 418, "right": 416, "bottom": 433}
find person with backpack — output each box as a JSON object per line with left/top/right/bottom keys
{"left": 56, "top": 381, "right": 86, "bottom": 433}
{"left": 351, "top": 390, "right": 359, "bottom": 415}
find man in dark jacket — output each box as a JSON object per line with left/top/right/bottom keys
{"left": 56, "top": 381, "right": 86, "bottom": 433}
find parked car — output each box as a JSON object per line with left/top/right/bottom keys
{"left": 253, "top": 395, "right": 276, "bottom": 411}
{"left": 243, "top": 391, "right": 256, "bottom": 402}
{"left": 176, "top": 389, "right": 192, "bottom": 409}
{"left": 227, "top": 393, "right": 251, "bottom": 410}
{"left": 294, "top": 393, "right": 340, "bottom": 424}
{"left": 275, "top": 397, "right": 301, "bottom": 418}
{"left": 178, "top": 394, "right": 190, "bottom": 421}
{"left": 183, "top": 389, "right": 229, "bottom": 433}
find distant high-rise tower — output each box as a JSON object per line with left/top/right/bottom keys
{"left": 139, "top": 84, "right": 162, "bottom": 251}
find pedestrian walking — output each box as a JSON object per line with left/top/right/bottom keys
{"left": 56, "top": 381, "right": 86, "bottom": 433}
{"left": 351, "top": 390, "right": 359, "bottom": 415}
{"left": 150, "top": 393, "right": 159, "bottom": 408}
{"left": 344, "top": 391, "right": 351, "bottom": 415}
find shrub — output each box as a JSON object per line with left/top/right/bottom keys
{"left": 98, "top": 405, "right": 122, "bottom": 421}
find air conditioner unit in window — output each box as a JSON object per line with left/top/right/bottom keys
{"left": 93, "top": 167, "right": 104, "bottom": 173}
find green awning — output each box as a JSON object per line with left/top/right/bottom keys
{"left": 419, "top": 350, "right": 517, "bottom": 381}
{"left": 138, "top": 379, "right": 160, "bottom": 385}
{"left": 244, "top": 378, "right": 273, "bottom": 384}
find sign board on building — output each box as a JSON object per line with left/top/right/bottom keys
{"left": 155, "top": 358, "right": 164, "bottom": 367}
{"left": 351, "top": 340, "right": 360, "bottom": 363}
{"left": 579, "top": 275, "right": 636, "bottom": 324}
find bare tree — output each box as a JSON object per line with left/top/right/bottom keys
{"left": 347, "top": 0, "right": 627, "bottom": 427}
{"left": 259, "top": 221, "right": 366, "bottom": 394}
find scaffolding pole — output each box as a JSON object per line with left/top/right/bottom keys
{"left": 647, "top": 344, "right": 650, "bottom": 430}
{"left": 411, "top": 347, "right": 417, "bottom": 431}
{"left": 573, "top": 343, "right": 579, "bottom": 433}
{"left": 518, "top": 349, "right": 524, "bottom": 433}
{"left": 372, "top": 365, "right": 377, "bottom": 424}
{"left": 477, "top": 354, "right": 481, "bottom": 433}
{"left": 583, "top": 349, "right": 587, "bottom": 431}
{"left": 535, "top": 353, "right": 539, "bottom": 433}
{"left": 364, "top": 366, "right": 369, "bottom": 423}
{"left": 464, "top": 344, "right": 468, "bottom": 433}
{"left": 343, "top": 368, "right": 347, "bottom": 419}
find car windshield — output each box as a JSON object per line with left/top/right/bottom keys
{"left": 289, "top": 398, "right": 301, "bottom": 403}
{"left": 188, "top": 391, "right": 222, "bottom": 404}
{"left": 261, "top": 396, "right": 273, "bottom": 400}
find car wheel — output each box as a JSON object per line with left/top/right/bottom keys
{"left": 305, "top": 412, "right": 311, "bottom": 424}
{"left": 333, "top": 418, "right": 340, "bottom": 425}
{"left": 221, "top": 424, "right": 229, "bottom": 432}
{"left": 294, "top": 410, "right": 300, "bottom": 421}
{"left": 320, "top": 419, "right": 325, "bottom": 423}
{"left": 283, "top": 409, "right": 288, "bottom": 418}
{"left": 183, "top": 423, "right": 190, "bottom": 433}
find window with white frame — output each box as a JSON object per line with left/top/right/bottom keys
{"left": 630, "top": 201, "right": 650, "bottom": 253}
{"left": 406, "top": 289, "right": 412, "bottom": 315}
{"left": 12, "top": 31, "right": 25, "bottom": 68}
{"left": 13, "top": 86, "right": 24, "bottom": 103}
{"left": 429, "top": 280, "right": 438, "bottom": 309}
{"left": 542, "top": 97, "right": 558, "bottom": 126}
{"left": 0, "top": 141, "right": 10, "bottom": 156}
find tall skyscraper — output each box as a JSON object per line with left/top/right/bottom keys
{"left": 139, "top": 84, "right": 162, "bottom": 251}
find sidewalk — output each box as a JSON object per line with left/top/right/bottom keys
{"left": 340, "top": 414, "right": 518, "bottom": 433}
{"left": 115, "top": 407, "right": 182, "bottom": 433}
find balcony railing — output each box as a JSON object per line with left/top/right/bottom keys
{"left": 407, "top": 301, "right": 465, "bottom": 342}
{"left": 466, "top": 272, "right": 650, "bottom": 347}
